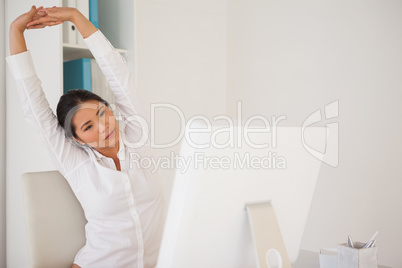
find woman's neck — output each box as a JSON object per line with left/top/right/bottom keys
{"left": 95, "top": 142, "right": 121, "bottom": 171}
{"left": 95, "top": 141, "right": 120, "bottom": 160}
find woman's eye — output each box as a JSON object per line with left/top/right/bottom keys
{"left": 85, "top": 125, "right": 92, "bottom": 131}
{"left": 100, "top": 110, "right": 105, "bottom": 117}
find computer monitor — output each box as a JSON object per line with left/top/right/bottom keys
{"left": 157, "top": 123, "right": 325, "bottom": 267}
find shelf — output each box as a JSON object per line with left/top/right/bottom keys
{"left": 63, "top": 43, "right": 128, "bottom": 62}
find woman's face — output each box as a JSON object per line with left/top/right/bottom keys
{"left": 72, "top": 100, "right": 119, "bottom": 149}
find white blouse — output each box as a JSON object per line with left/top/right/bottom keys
{"left": 7, "top": 30, "right": 165, "bottom": 268}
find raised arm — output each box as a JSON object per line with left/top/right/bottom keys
{"left": 27, "top": 6, "right": 150, "bottom": 149}
{"left": 29, "top": 6, "right": 150, "bottom": 149}
{"left": 9, "top": 6, "right": 47, "bottom": 55}
{"left": 8, "top": 6, "right": 88, "bottom": 178}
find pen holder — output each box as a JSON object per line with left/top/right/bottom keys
{"left": 337, "top": 243, "right": 378, "bottom": 268}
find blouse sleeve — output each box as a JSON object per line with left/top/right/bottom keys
{"left": 7, "top": 51, "right": 89, "bottom": 177}
{"left": 84, "top": 30, "right": 150, "bottom": 149}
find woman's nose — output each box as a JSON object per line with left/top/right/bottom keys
{"left": 98, "top": 120, "right": 108, "bottom": 133}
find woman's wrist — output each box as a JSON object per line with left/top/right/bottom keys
{"left": 9, "top": 26, "right": 28, "bottom": 55}
{"left": 10, "top": 21, "right": 26, "bottom": 35}
{"left": 70, "top": 9, "right": 98, "bottom": 39}
{"left": 68, "top": 8, "right": 81, "bottom": 24}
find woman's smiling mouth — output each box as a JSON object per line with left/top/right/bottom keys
{"left": 105, "top": 129, "right": 115, "bottom": 140}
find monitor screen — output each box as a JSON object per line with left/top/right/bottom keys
{"left": 157, "top": 123, "right": 325, "bottom": 267}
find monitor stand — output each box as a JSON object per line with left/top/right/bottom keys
{"left": 245, "top": 201, "right": 292, "bottom": 268}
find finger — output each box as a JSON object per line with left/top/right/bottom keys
{"left": 27, "top": 16, "right": 58, "bottom": 27}
{"left": 32, "top": 14, "right": 47, "bottom": 20}
{"left": 48, "top": 21, "right": 63, "bottom": 26}
{"left": 41, "top": 8, "right": 58, "bottom": 18}
{"left": 27, "top": 24, "right": 47, "bottom": 30}
{"left": 37, "top": 9, "right": 47, "bottom": 16}
{"left": 27, "top": 26, "right": 46, "bottom": 30}
{"left": 27, "top": 5, "right": 37, "bottom": 15}
{"left": 32, "top": 12, "right": 47, "bottom": 20}
{"left": 27, "top": 20, "right": 62, "bottom": 29}
{"left": 26, "top": 20, "right": 39, "bottom": 27}
{"left": 43, "top": 7, "right": 58, "bottom": 14}
{"left": 43, "top": 6, "right": 57, "bottom": 11}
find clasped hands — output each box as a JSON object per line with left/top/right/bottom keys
{"left": 12, "top": 5, "right": 77, "bottom": 32}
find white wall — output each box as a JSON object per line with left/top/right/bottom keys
{"left": 7, "top": 0, "right": 400, "bottom": 267}
{"left": 6, "top": 1, "right": 62, "bottom": 267}
{"left": 226, "top": 1, "right": 402, "bottom": 267}
{"left": 0, "top": 0, "right": 6, "bottom": 266}
{"left": 133, "top": 0, "right": 227, "bottom": 202}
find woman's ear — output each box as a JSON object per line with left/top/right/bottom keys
{"left": 73, "top": 136, "right": 85, "bottom": 146}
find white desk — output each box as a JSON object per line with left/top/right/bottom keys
{"left": 294, "top": 250, "right": 391, "bottom": 268}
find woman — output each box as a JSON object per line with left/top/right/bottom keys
{"left": 8, "top": 6, "right": 165, "bottom": 268}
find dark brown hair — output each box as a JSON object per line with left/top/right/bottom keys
{"left": 56, "top": 89, "right": 109, "bottom": 139}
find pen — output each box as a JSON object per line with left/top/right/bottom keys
{"left": 348, "top": 235, "right": 354, "bottom": 248}
{"left": 368, "top": 230, "right": 379, "bottom": 242}
{"left": 363, "top": 240, "right": 375, "bottom": 248}
{"left": 362, "top": 231, "right": 379, "bottom": 248}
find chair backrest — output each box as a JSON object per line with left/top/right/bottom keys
{"left": 21, "top": 171, "right": 87, "bottom": 268}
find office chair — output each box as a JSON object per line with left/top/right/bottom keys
{"left": 21, "top": 171, "right": 87, "bottom": 268}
